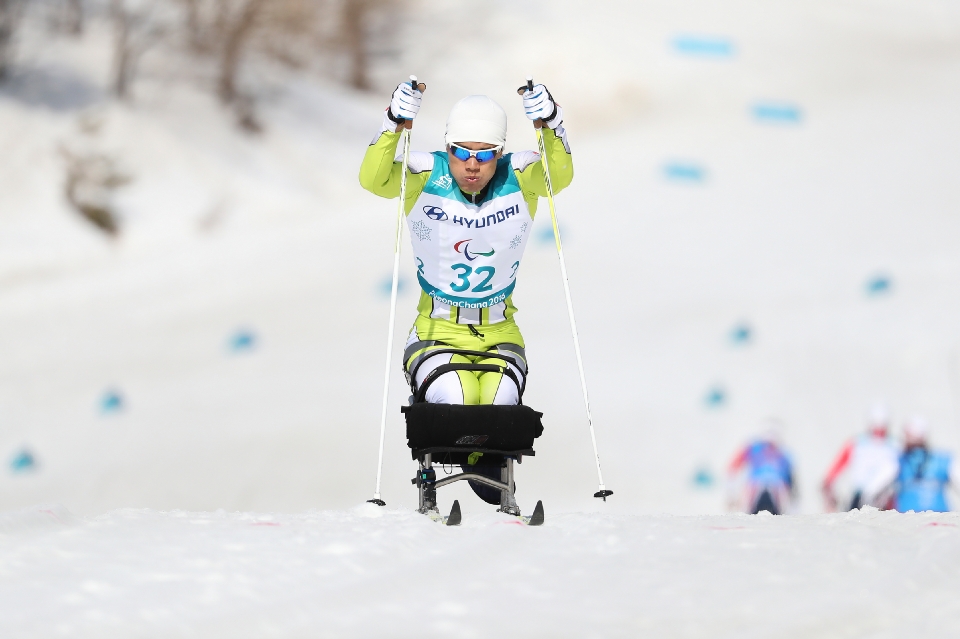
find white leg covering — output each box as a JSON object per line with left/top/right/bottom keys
{"left": 486, "top": 345, "right": 525, "bottom": 405}
{"left": 404, "top": 328, "right": 527, "bottom": 405}
{"left": 414, "top": 352, "right": 466, "bottom": 405}
{"left": 489, "top": 372, "right": 520, "bottom": 405}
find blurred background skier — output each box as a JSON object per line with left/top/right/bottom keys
{"left": 821, "top": 404, "right": 899, "bottom": 511}
{"left": 726, "top": 425, "right": 796, "bottom": 515}
{"left": 895, "top": 416, "right": 953, "bottom": 513}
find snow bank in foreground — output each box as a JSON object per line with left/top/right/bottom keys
{"left": 2, "top": 505, "right": 958, "bottom": 638}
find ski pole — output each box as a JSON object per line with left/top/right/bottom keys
{"left": 369, "top": 75, "right": 422, "bottom": 506}
{"left": 522, "top": 76, "right": 613, "bottom": 501}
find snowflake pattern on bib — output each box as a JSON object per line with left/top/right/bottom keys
{"left": 406, "top": 151, "right": 533, "bottom": 319}
{"left": 411, "top": 220, "right": 431, "bottom": 241}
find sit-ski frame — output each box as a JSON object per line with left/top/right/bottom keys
{"left": 415, "top": 452, "right": 522, "bottom": 516}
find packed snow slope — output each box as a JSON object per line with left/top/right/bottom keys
{"left": 3, "top": 0, "right": 960, "bottom": 517}
{"left": 3, "top": 504, "right": 960, "bottom": 638}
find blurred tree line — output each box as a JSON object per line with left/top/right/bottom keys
{"left": 0, "top": 0, "right": 28, "bottom": 79}
{"left": 1, "top": 0, "right": 401, "bottom": 127}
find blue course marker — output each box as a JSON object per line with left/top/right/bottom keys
{"left": 729, "top": 322, "right": 752, "bottom": 345}
{"left": 663, "top": 162, "right": 706, "bottom": 182}
{"left": 692, "top": 466, "right": 716, "bottom": 488}
{"left": 672, "top": 35, "right": 735, "bottom": 58}
{"left": 752, "top": 102, "right": 802, "bottom": 124}
{"left": 865, "top": 274, "right": 892, "bottom": 296}
{"left": 379, "top": 276, "right": 407, "bottom": 297}
{"left": 10, "top": 449, "right": 36, "bottom": 473}
{"left": 704, "top": 385, "right": 727, "bottom": 408}
{"left": 100, "top": 389, "right": 124, "bottom": 414}
{"left": 228, "top": 328, "right": 258, "bottom": 353}
{"left": 537, "top": 224, "right": 565, "bottom": 246}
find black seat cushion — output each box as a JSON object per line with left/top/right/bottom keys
{"left": 402, "top": 403, "right": 544, "bottom": 454}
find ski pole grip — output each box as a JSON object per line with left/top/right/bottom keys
{"left": 516, "top": 76, "right": 535, "bottom": 96}
{"left": 404, "top": 75, "right": 426, "bottom": 130}
{"left": 409, "top": 74, "right": 426, "bottom": 93}
{"left": 518, "top": 76, "right": 542, "bottom": 129}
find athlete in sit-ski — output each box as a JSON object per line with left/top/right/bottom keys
{"left": 359, "top": 80, "right": 572, "bottom": 407}
{"left": 895, "top": 417, "right": 952, "bottom": 513}
{"left": 821, "top": 404, "right": 900, "bottom": 512}
{"left": 727, "top": 429, "right": 796, "bottom": 515}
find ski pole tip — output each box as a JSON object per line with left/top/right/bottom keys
{"left": 367, "top": 498, "right": 386, "bottom": 507}
{"left": 409, "top": 75, "right": 425, "bottom": 93}
{"left": 593, "top": 489, "right": 614, "bottom": 502}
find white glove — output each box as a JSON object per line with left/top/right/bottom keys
{"left": 521, "top": 83, "right": 560, "bottom": 127}
{"left": 388, "top": 82, "right": 422, "bottom": 122}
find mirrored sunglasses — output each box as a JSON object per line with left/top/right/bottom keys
{"left": 448, "top": 143, "right": 501, "bottom": 163}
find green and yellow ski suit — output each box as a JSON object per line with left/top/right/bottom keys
{"left": 359, "top": 115, "right": 573, "bottom": 404}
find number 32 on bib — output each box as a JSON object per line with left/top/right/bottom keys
{"left": 408, "top": 152, "right": 533, "bottom": 320}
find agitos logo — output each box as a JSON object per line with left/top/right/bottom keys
{"left": 454, "top": 239, "right": 495, "bottom": 261}
{"left": 423, "top": 206, "right": 448, "bottom": 221}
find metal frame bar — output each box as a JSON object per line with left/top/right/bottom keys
{"left": 434, "top": 472, "right": 510, "bottom": 491}
{"left": 417, "top": 454, "right": 521, "bottom": 515}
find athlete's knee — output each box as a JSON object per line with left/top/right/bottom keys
{"left": 489, "top": 378, "right": 520, "bottom": 405}
{"left": 477, "top": 356, "right": 522, "bottom": 405}
{"left": 411, "top": 352, "right": 480, "bottom": 405}
{"left": 423, "top": 373, "right": 466, "bottom": 404}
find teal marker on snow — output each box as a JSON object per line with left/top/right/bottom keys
{"left": 663, "top": 162, "right": 706, "bottom": 182}
{"left": 672, "top": 35, "right": 735, "bottom": 57}
{"left": 100, "top": 389, "right": 124, "bottom": 414}
{"left": 866, "top": 274, "right": 892, "bottom": 296}
{"left": 704, "top": 385, "right": 727, "bottom": 408}
{"left": 10, "top": 448, "right": 36, "bottom": 473}
{"left": 752, "top": 102, "right": 802, "bottom": 124}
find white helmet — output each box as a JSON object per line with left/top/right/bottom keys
{"left": 445, "top": 95, "right": 507, "bottom": 148}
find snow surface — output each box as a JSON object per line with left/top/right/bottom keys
{"left": 3, "top": 504, "right": 960, "bottom": 638}
{"left": 3, "top": 0, "right": 960, "bottom": 633}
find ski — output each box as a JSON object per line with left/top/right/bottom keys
{"left": 423, "top": 500, "right": 540, "bottom": 526}
{"left": 426, "top": 500, "right": 461, "bottom": 526}
{"left": 520, "top": 500, "right": 545, "bottom": 526}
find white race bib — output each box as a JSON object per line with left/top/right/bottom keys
{"left": 407, "top": 153, "right": 533, "bottom": 313}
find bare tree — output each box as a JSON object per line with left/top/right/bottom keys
{"left": 256, "top": 0, "right": 319, "bottom": 68}
{"left": 63, "top": 0, "right": 83, "bottom": 35}
{"left": 109, "top": 0, "right": 164, "bottom": 98}
{"left": 215, "top": 0, "right": 265, "bottom": 104}
{"left": 0, "top": 0, "right": 27, "bottom": 80}
{"left": 178, "top": 0, "right": 209, "bottom": 52}
{"left": 335, "top": 0, "right": 400, "bottom": 91}
{"left": 48, "top": 0, "right": 83, "bottom": 35}
{"left": 172, "top": 0, "right": 323, "bottom": 130}
{"left": 218, "top": 0, "right": 320, "bottom": 94}
{"left": 340, "top": 0, "right": 369, "bottom": 90}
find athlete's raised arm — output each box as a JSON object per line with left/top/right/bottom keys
{"left": 359, "top": 81, "right": 434, "bottom": 204}
{"left": 513, "top": 82, "right": 573, "bottom": 210}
